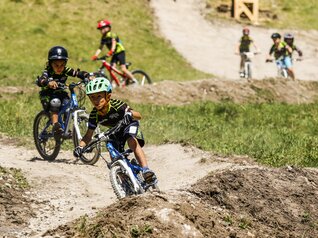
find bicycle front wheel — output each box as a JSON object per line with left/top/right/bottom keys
{"left": 72, "top": 113, "right": 101, "bottom": 165}
{"left": 110, "top": 165, "right": 141, "bottom": 199}
{"left": 247, "top": 63, "right": 252, "bottom": 79}
{"left": 33, "top": 111, "right": 60, "bottom": 161}
{"left": 131, "top": 70, "right": 152, "bottom": 86}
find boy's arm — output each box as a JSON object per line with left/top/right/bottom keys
{"left": 295, "top": 46, "right": 303, "bottom": 57}
{"left": 286, "top": 44, "right": 293, "bottom": 54}
{"left": 252, "top": 41, "right": 260, "bottom": 52}
{"left": 106, "top": 38, "right": 116, "bottom": 57}
{"left": 92, "top": 42, "right": 104, "bottom": 60}
{"left": 131, "top": 110, "right": 142, "bottom": 120}
{"left": 266, "top": 46, "right": 274, "bottom": 60}
{"left": 36, "top": 70, "right": 49, "bottom": 87}
{"left": 235, "top": 42, "right": 241, "bottom": 54}
{"left": 79, "top": 129, "right": 95, "bottom": 147}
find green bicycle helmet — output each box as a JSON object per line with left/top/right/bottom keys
{"left": 86, "top": 77, "right": 112, "bottom": 95}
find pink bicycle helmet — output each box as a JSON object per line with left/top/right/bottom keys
{"left": 243, "top": 27, "right": 250, "bottom": 35}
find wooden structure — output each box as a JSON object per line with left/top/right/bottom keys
{"left": 233, "top": 0, "right": 259, "bottom": 24}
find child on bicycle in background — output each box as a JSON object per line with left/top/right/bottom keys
{"left": 73, "top": 77, "right": 157, "bottom": 184}
{"left": 266, "top": 33, "right": 295, "bottom": 80}
{"left": 236, "top": 27, "right": 260, "bottom": 77}
{"left": 91, "top": 19, "right": 137, "bottom": 86}
{"left": 36, "top": 46, "right": 89, "bottom": 141}
{"left": 284, "top": 33, "right": 303, "bottom": 59}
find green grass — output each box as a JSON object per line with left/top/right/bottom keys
{"left": 0, "top": 0, "right": 210, "bottom": 87}
{"left": 205, "top": 0, "right": 318, "bottom": 30}
{"left": 139, "top": 101, "right": 318, "bottom": 167}
{"left": 2, "top": 92, "right": 318, "bottom": 167}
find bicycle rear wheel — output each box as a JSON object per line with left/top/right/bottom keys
{"left": 72, "top": 113, "right": 101, "bottom": 165}
{"left": 33, "top": 111, "right": 60, "bottom": 161}
{"left": 131, "top": 69, "right": 152, "bottom": 85}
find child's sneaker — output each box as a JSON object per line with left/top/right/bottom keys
{"left": 142, "top": 167, "right": 157, "bottom": 184}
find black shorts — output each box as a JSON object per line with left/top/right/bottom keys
{"left": 111, "top": 51, "right": 126, "bottom": 66}
{"left": 110, "top": 121, "right": 145, "bottom": 152}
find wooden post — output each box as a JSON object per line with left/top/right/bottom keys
{"left": 234, "top": 0, "right": 259, "bottom": 24}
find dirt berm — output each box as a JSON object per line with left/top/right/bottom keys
{"left": 44, "top": 166, "right": 318, "bottom": 238}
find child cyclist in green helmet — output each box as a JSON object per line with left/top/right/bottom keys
{"left": 36, "top": 46, "right": 89, "bottom": 141}
{"left": 73, "top": 77, "right": 157, "bottom": 184}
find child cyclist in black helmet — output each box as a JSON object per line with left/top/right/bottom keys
{"left": 36, "top": 46, "right": 89, "bottom": 141}
{"left": 73, "top": 77, "right": 157, "bottom": 184}
{"left": 283, "top": 33, "right": 303, "bottom": 59}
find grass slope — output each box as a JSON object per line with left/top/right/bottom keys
{"left": 0, "top": 0, "right": 210, "bottom": 86}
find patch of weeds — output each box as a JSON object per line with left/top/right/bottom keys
{"left": 223, "top": 214, "right": 233, "bottom": 226}
{"left": 250, "top": 85, "right": 275, "bottom": 102}
{"left": 214, "top": 103, "right": 238, "bottom": 121}
{"left": 238, "top": 217, "right": 251, "bottom": 229}
{"left": 10, "top": 168, "right": 30, "bottom": 189}
{"left": 90, "top": 223, "right": 105, "bottom": 238}
{"left": 301, "top": 211, "right": 311, "bottom": 223}
{"left": 130, "top": 224, "right": 153, "bottom": 238}
{"left": 0, "top": 167, "right": 29, "bottom": 189}
{"left": 76, "top": 214, "right": 88, "bottom": 235}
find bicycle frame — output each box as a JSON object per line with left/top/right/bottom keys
{"left": 98, "top": 59, "right": 127, "bottom": 87}
{"left": 275, "top": 57, "right": 289, "bottom": 78}
{"left": 241, "top": 52, "right": 254, "bottom": 79}
{"left": 57, "top": 82, "right": 87, "bottom": 140}
{"left": 106, "top": 142, "right": 142, "bottom": 192}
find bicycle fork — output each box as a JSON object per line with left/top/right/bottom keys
{"left": 106, "top": 142, "right": 142, "bottom": 193}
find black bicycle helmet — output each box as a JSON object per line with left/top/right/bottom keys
{"left": 271, "top": 33, "right": 281, "bottom": 39}
{"left": 48, "top": 46, "right": 68, "bottom": 61}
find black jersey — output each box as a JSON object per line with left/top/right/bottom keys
{"left": 88, "top": 98, "right": 130, "bottom": 130}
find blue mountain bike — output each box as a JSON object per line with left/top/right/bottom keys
{"left": 33, "top": 79, "right": 101, "bottom": 164}
{"left": 81, "top": 120, "right": 159, "bottom": 199}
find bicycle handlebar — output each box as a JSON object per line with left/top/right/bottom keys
{"left": 96, "top": 119, "right": 125, "bottom": 141}
{"left": 47, "top": 77, "right": 89, "bottom": 90}
{"left": 82, "top": 120, "right": 126, "bottom": 153}
{"left": 95, "top": 55, "right": 110, "bottom": 61}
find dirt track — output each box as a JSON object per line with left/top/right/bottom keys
{"left": 150, "top": 0, "right": 318, "bottom": 81}
{"left": 1, "top": 0, "right": 318, "bottom": 237}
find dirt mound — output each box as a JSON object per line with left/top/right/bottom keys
{"left": 0, "top": 167, "right": 35, "bottom": 236}
{"left": 190, "top": 166, "right": 318, "bottom": 237}
{"left": 115, "top": 78, "right": 318, "bottom": 105}
{"left": 45, "top": 166, "right": 318, "bottom": 238}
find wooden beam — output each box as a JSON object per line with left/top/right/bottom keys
{"left": 233, "top": 0, "right": 259, "bottom": 24}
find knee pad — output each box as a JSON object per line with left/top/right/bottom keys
{"left": 50, "top": 98, "right": 61, "bottom": 112}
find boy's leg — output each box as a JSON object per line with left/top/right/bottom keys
{"left": 284, "top": 56, "right": 295, "bottom": 80}
{"left": 127, "top": 137, "right": 157, "bottom": 183}
{"left": 127, "top": 137, "right": 147, "bottom": 167}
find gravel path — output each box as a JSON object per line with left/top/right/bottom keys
{"left": 150, "top": 0, "right": 318, "bottom": 80}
